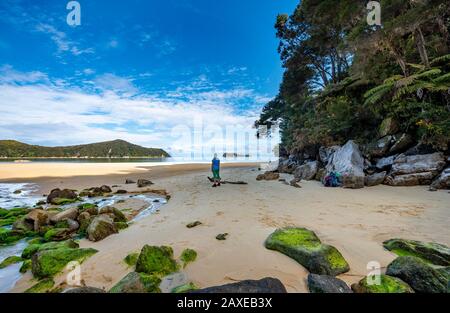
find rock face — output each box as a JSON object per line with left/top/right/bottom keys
{"left": 325, "top": 140, "right": 365, "bottom": 189}
{"left": 47, "top": 189, "right": 78, "bottom": 205}
{"left": 370, "top": 136, "right": 395, "bottom": 157}
{"left": 294, "top": 161, "right": 319, "bottom": 181}
{"left": 365, "top": 171, "right": 387, "bottom": 187}
{"left": 265, "top": 228, "right": 350, "bottom": 276}
{"left": 375, "top": 155, "right": 396, "bottom": 171}
{"left": 109, "top": 272, "right": 161, "bottom": 293}
{"left": 307, "top": 274, "right": 352, "bottom": 293}
{"left": 193, "top": 278, "right": 287, "bottom": 293}
{"left": 256, "top": 171, "right": 280, "bottom": 181}
{"left": 389, "top": 133, "right": 414, "bottom": 155}
{"left": 379, "top": 117, "right": 399, "bottom": 138}
{"left": 351, "top": 274, "right": 413, "bottom": 293}
{"left": 431, "top": 167, "right": 450, "bottom": 190}
{"left": 86, "top": 215, "right": 118, "bottom": 242}
{"left": 386, "top": 153, "right": 446, "bottom": 186}
{"left": 50, "top": 208, "right": 79, "bottom": 224}
{"left": 135, "top": 245, "right": 178, "bottom": 276}
{"left": 99, "top": 207, "right": 127, "bottom": 223}
{"left": 383, "top": 239, "right": 450, "bottom": 266}
{"left": 386, "top": 256, "right": 448, "bottom": 293}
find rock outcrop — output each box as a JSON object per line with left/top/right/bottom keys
{"left": 293, "top": 161, "right": 319, "bottom": 181}
{"left": 351, "top": 274, "right": 413, "bottom": 293}
{"left": 307, "top": 274, "right": 352, "bottom": 293}
{"left": 193, "top": 278, "right": 287, "bottom": 293}
{"left": 383, "top": 239, "right": 450, "bottom": 266}
{"left": 86, "top": 215, "right": 118, "bottom": 242}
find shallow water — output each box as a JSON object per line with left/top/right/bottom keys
{"left": 0, "top": 183, "right": 44, "bottom": 209}
{"left": 0, "top": 184, "right": 167, "bottom": 293}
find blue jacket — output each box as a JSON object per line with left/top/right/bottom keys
{"left": 212, "top": 158, "right": 220, "bottom": 170}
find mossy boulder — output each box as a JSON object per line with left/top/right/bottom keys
{"left": 99, "top": 207, "right": 127, "bottom": 223}
{"left": 109, "top": 272, "right": 161, "bottom": 293}
{"left": 20, "top": 259, "right": 32, "bottom": 273}
{"left": 78, "top": 203, "right": 98, "bottom": 216}
{"left": 24, "top": 278, "right": 55, "bottom": 293}
{"left": 172, "top": 282, "right": 198, "bottom": 293}
{"left": 0, "top": 255, "right": 23, "bottom": 269}
{"left": 0, "top": 228, "right": 26, "bottom": 245}
{"left": 135, "top": 245, "right": 179, "bottom": 277}
{"left": 32, "top": 247, "right": 97, "bottom": 279}
{"left": 265, "top": 227, "right": 350, "bottom": 276}
{"left": 44, "top": 228, "right": 72, "bottom": 242}
{"left": 124, "top": 252, "right": 139, "bottom": 267}
{"left": 47, "top": 188, "right": 78, "bottom": 205}
{"left": 22, "top": 240, "right": 79, "bottom": 259}
{"left": 86, "top": 215, "right": 118, "bottom": 242}
{"left": 180, "top": 249, "right": 197, "bottom": 268}
{"left": 351, "top": 275, "right": 414, "bottom": 293}
{"left": 12, "top": 217, "right": 34, "bottom": 233}
{"left": 383, "top": 238, "right": 450, "bottom": 266}
{"left": 386, "top": 256, "right": 448, "bottom": 293}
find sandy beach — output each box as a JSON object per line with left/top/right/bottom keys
{"left": 1, "top": 162, "right": 448, "bottom": 293}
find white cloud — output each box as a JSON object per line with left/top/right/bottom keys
{"left": 0, "top": 68, "right": 279, "bottom": 159}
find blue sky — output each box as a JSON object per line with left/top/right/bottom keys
{"left": 0, "top": 0, "right": 298, "bottom": 159}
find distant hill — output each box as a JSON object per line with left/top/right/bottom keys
{"left": 0, "top": 139, "right": 170, "bottom": 158}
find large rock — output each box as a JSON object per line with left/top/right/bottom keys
{"left": 390, "top": 153, "right": 445, "bottom": 176}
{"left": 325, "top": 140, "right": 365, "bottom": 189}
{"left": 264, "top": 227, "right": 349, "bottom": 276}
{"left": 369, "top": 136, "right": 394, "bottom": 158}
{"left": 47, "top": 189, "right": 78, "bottom": 205}
{"left": 386, "top": 172, "right": 437, "bottom": 186}
{"left": 277, "top": 158, "right": 298, "bottom": 174}
{"left": 25, "top": 209, "right": 49, "bottom": 231}
{"left": 307, "top": 274, "right": 352, "bottom": 293}
{"left": 386, "top": 256, "right": 447, "bottom": 293}
{"left": 383, "top": 239, "right": 450, "bottom": 266}
{"left": 351, "top": 274, "right": 413, "bottom": 293}
{"left": 193, "top": 278, "right": 287, "bottom": 293}
{"left": 109, "top": 272, "right": 161, "bottom": 293}
{"left": 256, "top": 171, "right": 280, "bottom": 181}
{"left": 431, "top": 167, "right": 450, "bottom": 190}
{"left": 32, "top": 247, "right": 97, "bottom": 279}
{"left": 319, "top": 146, "right": 340, "bottom": 165}
{"left": 50, "top": 208, "right": 79, "bottom": 224}
{"left": 86, "top": 215, "right": 118, "bottom": 242}
{"left": 44, "top": 228, "right": 72, "bottom": 242}
{"left": 365, "top": 172, "right": 387, "bottom": 187}
{"left": 99, "top": 206, "right": 127, "bottom": 223}
{"left": 135, "top": 245, "right": 178, "bottom": 276}
{"left": 375, "top": 155, "right": 396, "bottom": 171}
{"left": 389, "top": 133, "right": 414, "bottom": 155}
{"left": 293, "top": 161, "right": 319, "bottom": 181}
{"left": 22, "top": 240, "right": 79, "bottom": 259}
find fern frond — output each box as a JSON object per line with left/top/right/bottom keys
{"left": 430, "top": 54, "right": 450, "bottom": 66}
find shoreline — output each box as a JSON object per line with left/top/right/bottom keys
{"left": 0, "top": 162, "right": 448, "bottom": 293}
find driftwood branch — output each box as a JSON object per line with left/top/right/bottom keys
{"left": 207, "top": 177, "right": 248, "bottom": 185}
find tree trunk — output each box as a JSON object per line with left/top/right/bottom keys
{"left": 415, "top": 27, "right": 430, "bottom": 68}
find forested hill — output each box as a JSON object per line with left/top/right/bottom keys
{"left": 0, "top": 140, "right": 170, "bottom": 158}
{"left": 256, "top": 0, "right": 450, "bottom": 157}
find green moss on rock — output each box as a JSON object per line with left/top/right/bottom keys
{"left": 180, "top": 249, "right": 197, "bottom": 268}
{"left": 109, "top": 272, "right": 161, "bottom": 293}
{"left": 265, "top": 227, "right": 349, "bottom": 276}
{"left": 115, "top": 222, "right": 129, "bottom": 230}
{"left": 383, "top": 239, "right": 450, "bottom": 266}
{"left": 44, "top": 228, "right": 71, "bottom": 242}
{"left": 124, "top": 252, "right": 139, "bottom": 267}
{"left": 352, "top": 275, "right": 414, "bottom": 293}
{"left": 51, "top": 198, "right": 80, "bottom": 206}
{"left": 172, "top": 282, "right": 198, "bottom": 293}
{"left": 22, "top": 240, "right": 79, "bottom": 259}
{"left": 135, "top": 245, "right": 179, "bottom": 277}
{"left": 25, "top": 278, "right": 55, "bottom": 293}
{"left": 20, "top": 259, "right": 32, "bottom": 273}
{"left": 0, "top": 228, "right": 25, "bottom": 245}
{"left": 32, "top": 247, "right": 97, "bottom": 279}
{"left": 0, "top": 255, "right": 23, "bottom": 269}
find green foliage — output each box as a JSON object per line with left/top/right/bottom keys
{"left": 257, "top": 0, "right": 450, "bottom": 153}
{"left": 0, "top": 139, "right": 170, "bottom": 158}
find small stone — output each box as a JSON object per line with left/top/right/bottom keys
{"left": 216, "top": 233, "right": 229, "bottom": 241}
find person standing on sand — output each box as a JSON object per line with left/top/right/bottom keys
{"left": 211, "top": 153, "right": 221, "bottom": 187}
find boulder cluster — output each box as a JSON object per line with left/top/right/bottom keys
{"left": 277, "top": 130, "right": 449, "bottom": 189}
